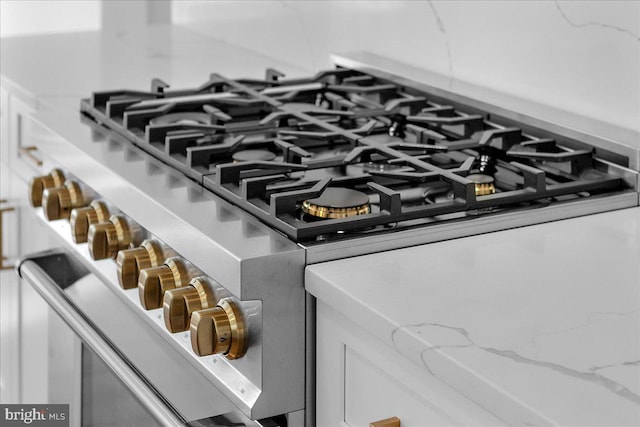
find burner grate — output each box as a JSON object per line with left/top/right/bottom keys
{"left": 80, "top": 67, "right": 632, "bottom": 242}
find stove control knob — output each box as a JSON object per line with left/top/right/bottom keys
{"left": 190, "top": 299, "right": 247, "bottom": 359}
{"left": 138, "top": 258, "right": 189, "bottom": 310}
{"left": 163, "top": 276, "right": 217, "bottom": 333}
{"left": 69, "top": 201, "right": 110, "bottom": 243}
{"left": 88, "top": 214, "right": 133, "bottom": 260}
{"left": 28, "top": 169, "right": 65, "bottom": 207}
{"left": 116, "top": 240, "right": 164, "bottom": 290}
{"left": 42, "top": 181, "right": 85, "bottom": 220}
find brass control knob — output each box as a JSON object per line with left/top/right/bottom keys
{"left": 28, "top": 169, "right": 65, "bottom": 207}
{"left": 42, "top": 181, "right": 84, "bottom": 220}
{"left": 87, "top": 214, "right": 133, "bottom": 260}
{"left": 116, "top": 240, "right": 164, "bottom": 290}
{"left": 190, "top": 299, "right": 247, "bottom": 360}
{"left": 69, "top": 201, "right": 110, "bottom": 243}
{"left": 138, "top": 258, "right": 189, "bottom": 310}
{"left": 163, "top": 276, "right": 217, "bottom": 333}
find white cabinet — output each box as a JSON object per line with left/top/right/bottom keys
{"left": 315, "top": 301, "right": 506, "bottom": 427}
{"left": 0, "top": 86, "right": 59, "bottom": 404}
{"left": 0, "top": 166, "right": 59, "bottom": 405}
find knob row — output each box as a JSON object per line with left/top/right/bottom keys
{"left": 118, "top": 247, "right": 247, "bottom": 359}
{"left": 30, "top": 172, "right": 136, "bottom": 258}
{"left": 29, "top": 169, "right": 248, "bottom": 360}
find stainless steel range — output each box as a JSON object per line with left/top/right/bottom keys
{"left": 17, "top": 57, "right": 639, "bottom": 427}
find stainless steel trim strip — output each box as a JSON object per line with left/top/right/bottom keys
{"left": 304, "top": 191, "right": 639, "bottom": 264}
{"left": 17, "top": 251, "right": 186, "bottom": 427}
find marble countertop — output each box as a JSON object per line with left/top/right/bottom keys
{"left": 0, "top": 25, "right": 308, "bottom": 111}
{"left": 307, "top": 207, "right": 640, "bottom": 426}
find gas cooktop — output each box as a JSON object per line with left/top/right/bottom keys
{"left": 80, "top": 67, "right": 638, "bottom": 243}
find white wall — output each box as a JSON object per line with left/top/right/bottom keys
{"left": 173, "top": 0, "right": 640, "bottom": 135}
{"left": 0, "top": 0, "right": 101, "bottom": 37}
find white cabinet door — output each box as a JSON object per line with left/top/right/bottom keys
{"left": 316, "top": 301, "right": 506, "bottom": 427}
{"left": 0, "top": 131, "right": 20, "bottom": 402}
{"left": 0, "top": 94, "right": 61, "bottom": 403}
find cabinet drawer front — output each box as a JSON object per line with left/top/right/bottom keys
{"left": 316, "top": 301, "right": 506, "bottom": 427}
{"left": 344, "top": 346, "right": 458, "bottom": 427}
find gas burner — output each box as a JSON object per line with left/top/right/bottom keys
{"left": 149, "top": 112, "right": 212, "bottom": 126}
{"left": 302, "top": 188, "right": 371, "bottom": 219}
{"left": 232, "top": 149, "right": 277, "bottom": 163}
{"left": 467, "top": 173, "right": 496, "bottom": 196}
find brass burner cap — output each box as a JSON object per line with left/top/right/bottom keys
{"left": 232, "top": 149, "right": 277, "bottom": 163}
{"left": 467, "top": 173, "right": 496, "bottom": 196}
{"left": 302, "top": 188, "right": 370, "bottom": 219}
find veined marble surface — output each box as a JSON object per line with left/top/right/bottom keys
{"left": 175, "top": 1, "right": 640, "bottom": 139}
{"left": 0, "top": 24, "right": 308, "bottom": 111}
{"left": 306, "top": 207, "right": 640, "bottom": 426}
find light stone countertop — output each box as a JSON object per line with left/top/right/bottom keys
{"left": 0, "top": 24, "right": 308, "bottom": 111}
{"left": 306, "top": 207, "right": 640, "bottom": 426}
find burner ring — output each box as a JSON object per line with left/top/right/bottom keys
{"left": 149, "top": 112, "right": 211, "bottom": 126}
{"left": 302, "top": 188, "right": 371, "bottom": 219}
{"left": 467, "top": 173, "right": 496, "bottom": 196}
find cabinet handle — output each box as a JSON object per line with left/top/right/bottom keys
{"left": 19, "top": 146, "right": 43, "bottom": 167}
{"left": 369, "top": 417, "right": 401, "bottom": 427}
{"left": 0, "top": 199, "right": 16, "bottom": 270}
